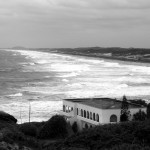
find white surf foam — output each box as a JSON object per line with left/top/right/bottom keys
{"left": 62, "top": 79, "right": 69, "bottom": 82}
{"left": 2, "top": 49, "right": 150, "bottom": 122}
{"left": 8, "top": 93, "right": 23, "bottom": 97}
{"left": 59, "top": 72, "right": 79, "bottom": 78}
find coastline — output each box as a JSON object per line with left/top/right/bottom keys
{"left": 4, "top": 48, "right": 150, "bottom": 66}
{"left": 49, "top": 51, "right": 150, "bottom": 67}
{"left": 1, "top": 48, "right": 150, "bottom": 124}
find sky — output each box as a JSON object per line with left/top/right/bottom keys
{"left": 0, "top": 0, "right": 150, "bottom": 48}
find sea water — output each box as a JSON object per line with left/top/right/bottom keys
{"left": 0, "top": 49, "right": 150, "bottom": 123}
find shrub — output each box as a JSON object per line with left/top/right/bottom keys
{"left": 62, "top": 120, "right": 150, "bottom": 149}
{"left": 39, "top": 115, "right": 68, "bottom": 139}
{"left": 66, "top": 123, "right": 74, "bottom": 136}
{"left": 129, "top": 99, "right": 147, "bottom": 107}
{"left": 19, "top": 123, "right": 37, "bottom": 137}
{"left": 72, "top": 122, "right": 78, "bottom": 133}
{"left": 0, "top": 127, "right": 25, "bottom": 144}
{"left": 147, "top": 103, "right": 150, "bottom": 119}
{"left": 0, "top": 111, "right": 17, "bottom": 123}
{"left": 108, "top": 144, "right": 150, "bottom": 150}
{"left": 132, "top": 109, "right": 147, "bottom": 121}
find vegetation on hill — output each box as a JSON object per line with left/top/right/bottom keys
{"left": 11, "top": 46, "right": 150, "bottom": 63}
{"left": 147, "top": 103, "right": 150, "bottom": 119}
{"left": 132, "top": 109, "right": 147, "bottom": 121}
{"left": 39, "top": 115, "right": 68, "bottom": 139}
{"left": 0, "top": 99, "right": 149, "bottom": 150}
{"left": 128, "top": 99, "right": 148, "bottom": 107}
{"left": 19, "top": 123, "right": 37, "bottom": 137}
{"left": 43, "top": 47, "right": 150, "bottom": 63}
{"left": 0, "top": 111, "right": 17, "bottom": 123}
{"left": 60, "top": 120, "right": 150, "bottom": 150}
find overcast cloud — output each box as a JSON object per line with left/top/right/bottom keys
{"left": 0, "top": 0, "right": 150, "bottom": 48}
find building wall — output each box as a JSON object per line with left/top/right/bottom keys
{"left": 102, "top": 107, "right": 146, "bottom": 123}
{"left": 63, "top": 100, "right": 77, "bottom": 117}
{"left": 76, "top": 103, "right": 103, "bottom": 122}
{"left": 101, "top": 109, "right": 120, "bottom": 123}
{"left": 76, "top": 103, "right": 105, "bottom": 130}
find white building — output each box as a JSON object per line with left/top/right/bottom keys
{"left": 60, "top": 98, "right": 146, "bottom": 130}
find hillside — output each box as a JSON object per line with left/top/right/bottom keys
{"left": 43, "top": 47, "right": 150, "bottom": 63}
{"left": 1, "top": 110, "right": 150, "bottom": 150}
{"left": 56, "top": 120, "right": 150, "bottom": 150}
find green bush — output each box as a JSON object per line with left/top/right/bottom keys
{"left": 1, "top": 127, "right": 25, "bottom": 144}
{"left": 129, "top": 99, "right": 147, "bottom": 107}
{"left": 108, "top": 144, "right": 150, "bottom": 150}
{"left": 132, "top": 109, "right": 147, "bottom": 121}
{"left": 31, "top": 121, "right": 46, "bottom": 129}
{"left": 72, "top": 122, "right": 78, "bottom": 133}
{"left": 62, "top": 120, "right": 150, "bottom": 150}
{"left": 19, "top": 123, "right": 37, "bottom": 137}
{"left": 0, "top": 111, "right": 17, "bottom": 123}
{"left": 147, "top": 103, "right": 150, "bottom": 119}
{"left": 39, "top": 115, "right": 67, "bottom": 139}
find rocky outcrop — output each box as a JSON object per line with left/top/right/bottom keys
{"left": 0, "top": 111, "right": 17, "bottom": 123}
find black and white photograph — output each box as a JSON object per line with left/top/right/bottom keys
{"left": 0, "top": 0, "right": 150, "bottom": 149}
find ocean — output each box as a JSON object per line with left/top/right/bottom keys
{"left": 0, "top": 49, "right": 150, "bottom": 123}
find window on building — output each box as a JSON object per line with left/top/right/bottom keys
{"left": 87, "top": 111, "right": 89, "bottom": 119}
{"left": 63, "top": 105, "right": 65, "bottom": 112}
{"left": 71, "top": 107, "right": 73, "bottom": 111}
{"left": 96, "top": 114, "right": 99, "bottom": 122}
{"left": 77, "top": 108, "right": 78, "bottom": 115}
{"left": 81, "top": 109, "right": 83, "bottom": 117}
{"left": 93, "top": 113, "right": 95, "bottom": 121}
{"left": 110, "top": 114, "right": 117, "bottom": 122}
{"left": 90, "top": 112, "right": 92, "bottom": 120}
{"left": 84, "top": 110, "right": 86, "bottom": 118}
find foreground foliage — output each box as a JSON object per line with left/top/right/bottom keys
{"left": 132, "top": 109, "right": 147, "bottom": 121}
{"left": 107, "top": 144, "right": 150, "bottom": 150}
{"left": 39, "top": 115, "right": 68, "bottom": 139}
{"left": 19, "top": 123, "right": 37, "bottom": 137}
{"left": 61, "top": 120, "right": 150, "bottom": 150}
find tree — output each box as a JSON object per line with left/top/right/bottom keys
{"left": 147, "top": 103, "right": 150, "bottom": 119}
{"left": 129, "top": 99, "right": 147, "bottom": 107}
{"left": 85, "top": 123, "right": 88, "bottom": 129}
{"left": 132, "top": 109, "right": 147, "bottom": 121}
{"left": 72, "top": 122, "right": 78, "bottom": 133}
{"left": 120, "top": 96, "right": 131, "bottom": 122}
{"left": 20, "top": 123, "right": 37, "bottom": 137}
{"left": 39, "top": 115, "right": 68, "bottom": 139}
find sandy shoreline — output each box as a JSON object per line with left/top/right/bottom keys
{"left": 4, "top": 48, "right": 150, "bottom": 66}
{"left": 47, "top": 51, "right": 150, "bottom": 67}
